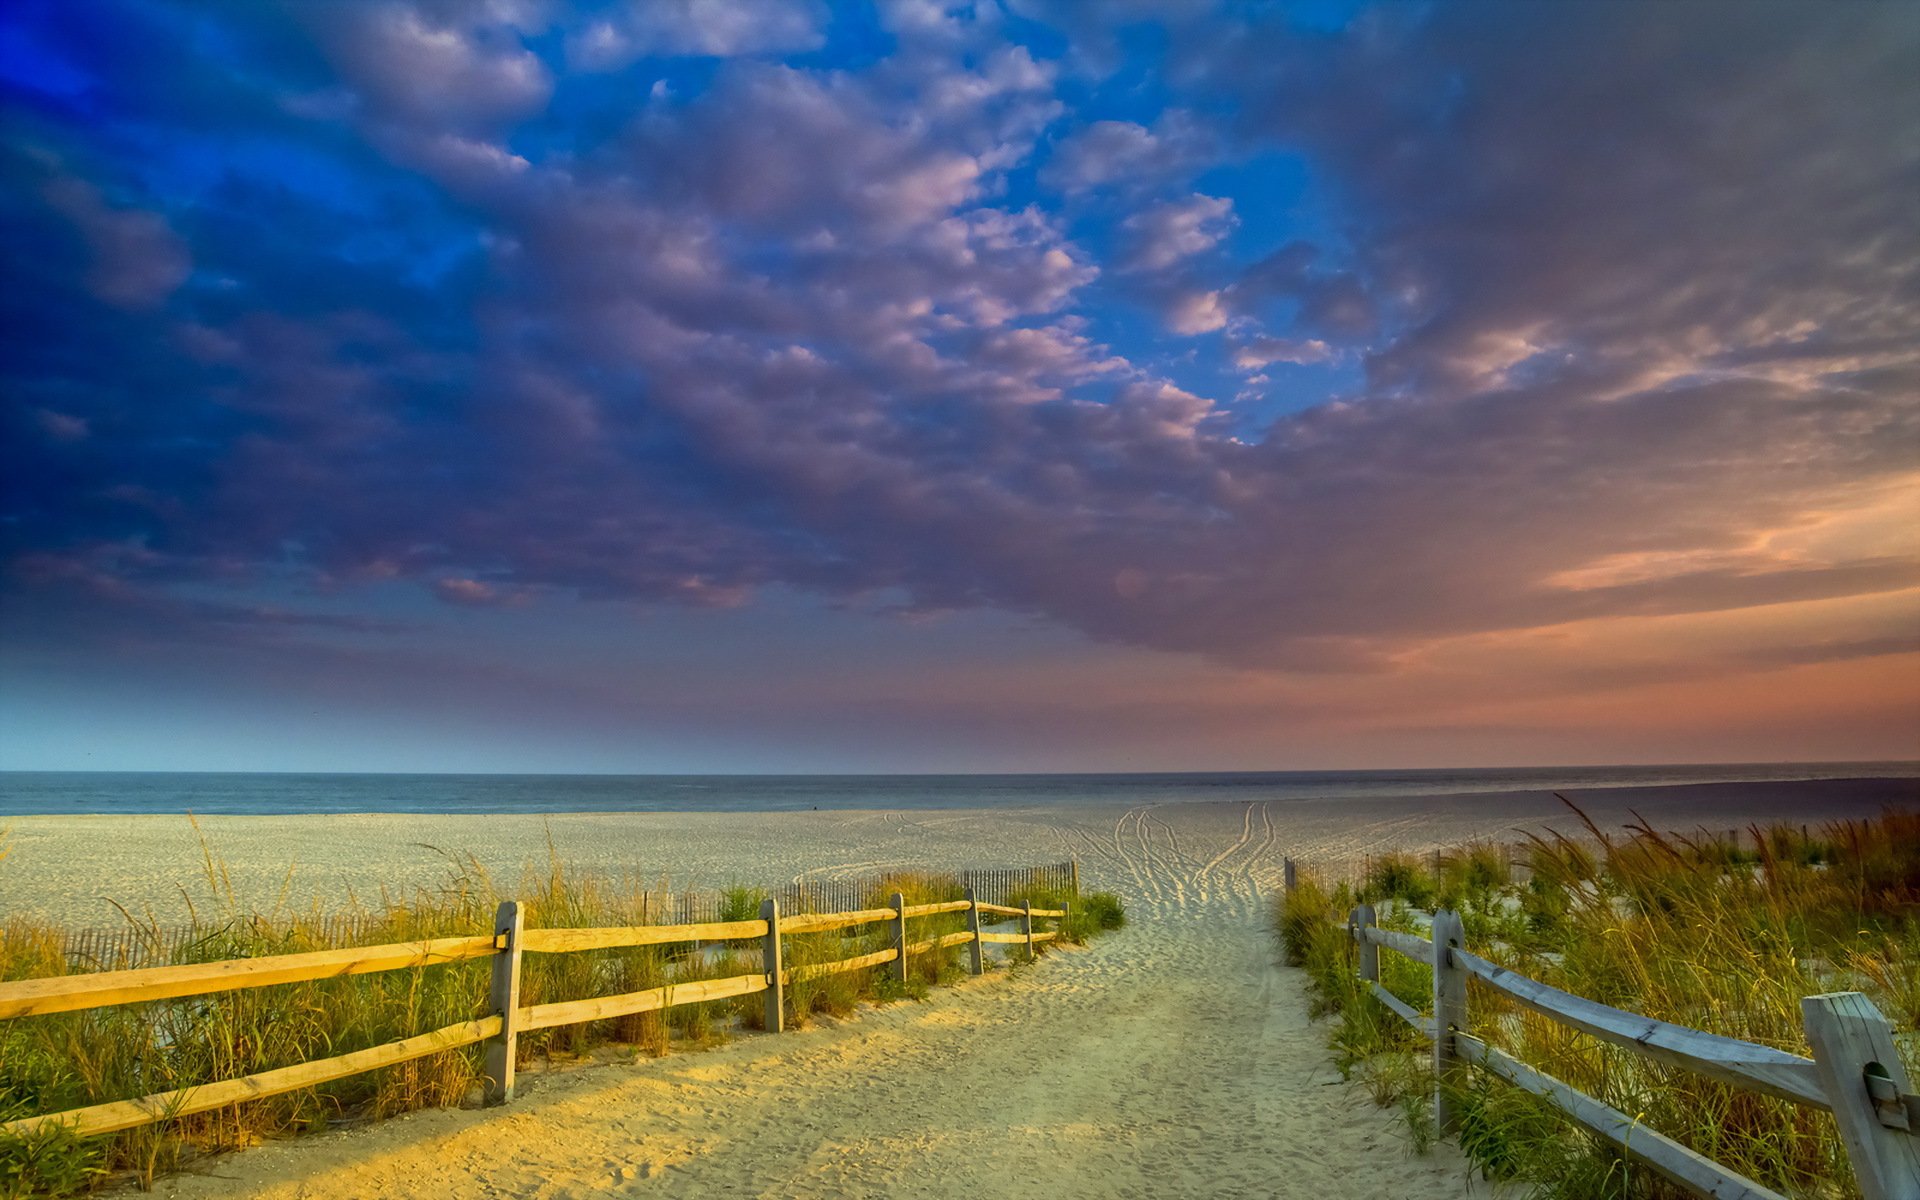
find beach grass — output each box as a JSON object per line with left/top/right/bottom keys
{"left": 1274, "top": 806, "right": 1920, "bottom": 1200}
{"left": 0, "top": 838, "right": 1114, "bottom": 1197}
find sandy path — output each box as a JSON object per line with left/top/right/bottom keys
{"left": 109, "top": 800, "right": 1477, "bottom": 1199}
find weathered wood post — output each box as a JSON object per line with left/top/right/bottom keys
{"left": 1349, "top": 903, "right": 1379, "bottom": 983}
{"left": 889, "top": 892, "right": 908, "bottom": 983}
{"left": 964, "top": 886, "right": 984, "bottom": 975}
{"left": 1283, "top": 856, "right": 1298, "bottom": 895}
{"left": 1431, "top": 908, "right": 1467, "bottom": 1136}
{"left": 1803, "top": 992, "right": 1920, "bottom": 1200}
{"left": 1021, "top": 900, "right": 1035, "bottom": 963}
{"left": 760, "top": 897, "right": 784, "bottom": 1035}
{"left": 1070, "top": 858, "right": 1080, "bottom": 897}
{"left": 482, "top": 899, "right": 523, "bottom": 1105}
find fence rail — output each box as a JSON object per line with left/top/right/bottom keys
{"left": 1335, "top": 897, "right": 1920, "bottom": 1200}
{"left": 1, "top": 861, "right": 1079, "bottom": 1145}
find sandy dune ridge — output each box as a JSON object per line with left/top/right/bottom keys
{"left": 2, "top": 778, "right": 1911, "bottom": 1197}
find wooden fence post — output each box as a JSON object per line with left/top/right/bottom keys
{"left": 760, "top": 897, "right": 784, "bottom": 1035}
{"left": 1803, "top": 992, "right": 1920, "bottom": 1200}
{"left": 482, "top": 899, "right": 523, "bottom": 1105}
{"left": 1070, "top": 858, "right": 1080, "bottom": 898}
{"left": 1283, "top": 857, "right": 1297, "bottom": 895}
{"left": 964, "top": 886, "right": 984, "bottom": 976}
{"left": 1431, "top": 908, "right": 1467, "bottom": 1137}
{"left": 889, "top": 892, "right": 908, "bottom": 983}
{"left": 1022, "top": 901, "right": 1035, "bottom": 963}
{"left": 1351, "top": 903, "right": 1378, "bottom": 983}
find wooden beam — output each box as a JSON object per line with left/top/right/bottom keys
{"left": 889, "top": 893, "right": 908, "bottom": 983}
{"left": 518, "top": 972, "right": 767, "bottom": 1033}
{"left": 1453, "top": 947, "right": 1827, "bottom": 1110}
{"left": 761, "top": 898, "right": 784, "bottom": 1036}
{"left": 977, "top": 932, "right": 1026, "bottom": 945}
{"left": 1366, "top": 980, "right": 1433, "bottom": 1039}
{"left": 1457, "top": 1033, "right": 1790, "bottom": 1200}
{"left": 1351, "top": 904, "right": 1378, "bottom": 984}
{"left": 1362, "top": 925, "right": 1434, "bottom": 962}
{"left": 517, "top": 920, "right": 767, "bottom": 954}
{"left": 785, "top": 947, "right": 898, "bottom": 984}
{"left": 964, "top": 887, "right": 984, "bottom": 976}
{"left": 1, "top": 1016, "right": 502, "bottom": 1141}
{"left": 1431, "top": 909, "right": 1466, "bottom": 1136}
{"left": 1802, "top": 992, "right": 1920, "bottom": 1200}
{"left": 775, "top": 909, "right": 896, "bottom": 935}
{"left": 900, "top": 900, "right": 971, "bottom": 918}
{"left": 482, "top": 900, "right": 522, "bottom": 1105}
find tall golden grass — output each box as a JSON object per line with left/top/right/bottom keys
{"left": 1275, "top": 806, "right": 1920, "bottom": 1200}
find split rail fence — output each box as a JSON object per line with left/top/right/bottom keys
{"left": 1335, "top": 897, "right": 1919, "bottom": 1200}
{"left": 0, "top": 866, "right": 1076, "bottom": 1143}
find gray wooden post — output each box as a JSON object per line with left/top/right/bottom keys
{"left": 889, "top": 892, "right": 908, "bottom": 983}
{"left": 1069, "top": 858, "right": 1080, "bottom": 897}
{"left": 482, "top": 899, "right": 523, "bottom": 1105}
{"left": 760, "top": 897, "right": 784, "bottom": 1035}
{"left": 1431, "top": 908, "right": 1467, "bottom": 1136}
{"left": 964, "top": 887, "right": 984, "bottom": 975}
{"left": 1283, "top": 856, "right": 1298, "bottom": 894}
{"left": 1803, "top": 992, "right": 1920, "bottom": 1200}
{"left": 1351, "top": 903, "right": 1378, "bottom": 983}
{"left": 1021, "top": 900, "right": 1035, "bottom": 963}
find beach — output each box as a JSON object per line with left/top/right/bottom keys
{"left": 2, "top": 776, "right": 1914, "bottom": 1197}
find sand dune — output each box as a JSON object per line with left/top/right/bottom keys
{"left": 2, "top": 778, "right": 1910, "bottom": 1197}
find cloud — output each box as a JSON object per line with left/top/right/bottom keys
{"left": 2, "top": 0, "right": 1915, "bottom": 695}
{"left": 569, "top": 0, "right": 826, "bottom": 66}
{"left": 1119, "top": 193, "right": 1234, "bottom": 272}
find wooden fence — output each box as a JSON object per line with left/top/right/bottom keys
{"left": 1329, "top": 894, "right": 1920, "bottom": 1200}
{"left": 0, "top": 864, "right": 1078, "bottom": 1143}
{"left": 45, "top": 859, "right": 1080, "bottom": 973}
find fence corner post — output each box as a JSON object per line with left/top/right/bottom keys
{"left": 964, "top": 886, "right": 984, "bottom": 975}
{"left": 1351, "top": 902, "right": 1378, "bottom": 983}
{"left": 1283, "top": 856, "right": 1297, "bottom": 895}
{"left": 1803, "top": 991, "right": 1920, "bottom": 1200}
{"left": 1431, "top": 908, "right": 1467, "bottom": 1137}
{"left": 761, "top": 897, "right": 784, "bottom": 1035}
{"left": 890, "top": 891, "right": 908, "bottom": 983}
{"left": 483, "top": 898, "right": 523, "bottom": 1106}
{"left": 1022, "top": 900, "right": 1035, "bottom": 963}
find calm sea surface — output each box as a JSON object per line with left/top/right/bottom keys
{"left": 1, "top": 763, "right": 1914, "bottom": 817}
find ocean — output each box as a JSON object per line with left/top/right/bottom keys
{"left": 1, "top": 762, "right": 1914, "bottom": 817}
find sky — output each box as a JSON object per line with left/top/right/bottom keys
{"left": 1, "top": 0, "right": 1917, "bottom": 774}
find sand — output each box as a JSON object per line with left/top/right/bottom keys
{"left": 3, "top": 776, "right": 1914, "bottom": 1198}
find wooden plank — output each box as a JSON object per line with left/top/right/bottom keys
{"left": 1, "top": 1015, "right": 502, "bottom": 1141}
{"left": 778, "top": 909, "right": 897, "bottom": 935}
{"left": 978, "top": 932, "right": 1026, "bottom": 945}
{"left": 1351, "top": 903, "right": 1379, "bottom": 983}
{"left": 518, "top": 920, "right": 767, "bottom": 954}
{"left": 1026, "top": 908, "right": 1064, "bottom": 919}
{"left": 1362, "top": 926, "right": 1434, "bottom": 962}
{"left": 1367, "top": 980, "right": 1434, "bottom": 1038}
{"left": 900, "top": 900, "right": 972, "bottom": 918}
{"left": 1032, "top": 931, "right": 1057, "bottom": 944}
{"left": 786, "top": 947, "right": 898, "bottom": 984}
{"left": 1456, "top": 1033, "right": 1791, "bottom": 1200}
{"left": 975, "top": 902, "right": 1026, "bottom": 917}
{"left": 888, "top": 893, "right": 908, "bottom": 983}
{"left": 761, "top": 898, "right": 784, "bottom": 1036}
{"left": 965, "top": 887, "right": 984, "bottom": 976}
{"left": 482, "top": 900, "right": 523, "bottom": 1104}
{"left": 519, "top": 972, "right": 767, "bottom": 1032}
{"left": 0, "top": 936, "right": 499, "bottom": 1021}
{"left": 904, "top": 931, "right": 978, "bottom": 956}
{"left": 1452, "top": 948, "right": 1828, "bottom": 1110}
{"left": 1802, "top": 992, "right": 1920, "bottom": 1200}
{"left": 1432, "top": 910, "right": 1467, "bottom": 1136}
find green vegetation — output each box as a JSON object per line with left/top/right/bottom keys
{"left": 1275, "top": 807, "right": 1920, "bottom": 1200}
{"left": 0, "top": 844, "right": 1114, "bottom": 1197}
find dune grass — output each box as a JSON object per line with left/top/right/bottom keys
{"left": 1274, "top": 806, "right": 1920, "bottom": 1200}
{"left": 0, "top": 840, "right": 1114, "bottom": 1197}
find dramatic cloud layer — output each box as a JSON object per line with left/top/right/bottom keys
{"left": 2, "top": 0, "right": 1915, "bottom": 768}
